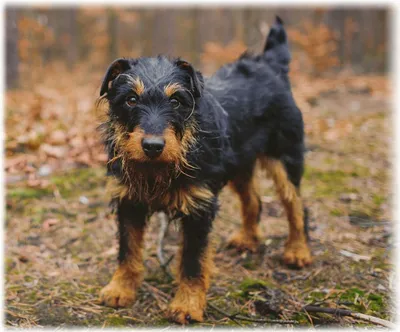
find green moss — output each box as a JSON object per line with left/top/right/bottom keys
{"left": 330, "top": 208, "right": 345, "bottom": 216}
{"left": 303, "top": 168, "right": 349, "bottom": 198}
{"left": 6, "top": 167, "right": 106, "bottom": 204}
{"left": 5, "top": 257, "right": 15, "bottom": 273}
{"left": 349, "top": 206, "right": 381, "bottom": 219}
{"left": 242, "top": 260, "right": 257, "bottom": 270}
{"left": 303, "top": 165, "right": 374, "bottom": 199}
{"left": 372, "top": 194, "right": 386, "bottom": 207}
{"left": 368, "top": 294, "right": 383, "bottom": 308}
{"left": 237, "top": 278, "right": 276, "bottom": 299}
{"left": 291, "top": 312, "right": 311, "bottom": 325}
{"left": 306, "top": 290, "right": 326, "bottom": 302}
{"left": 51, "top": 167, "right": 105, "bottom": 197}
{"left": 27, "top": 291, "right": 38, "bottom": 302}
{"left": 106, "top": 315, "right": 129, "bottom": 326}
{"left": 7, "top": 187, "right": 52, "bottom": 200}
{"left": 239, "top": 278, "right": 269, "bottom": 292}
{"left": 340, "top": 287, "right": 365, "bottom": 301}
{"left": 304, "top": 168, "right": 347, "bottom": 183}
{"left": 350, "top": 165, "right": 370, "bottom": 178}
{"left": 85, "top": 287, "right": 99, "bottom": 295}
{"left": 152, "top": 318, "right": 172, "bottom": 326}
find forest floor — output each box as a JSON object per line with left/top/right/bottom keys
{"left": 5, "top": 66, "right": 394, "bottom": 328}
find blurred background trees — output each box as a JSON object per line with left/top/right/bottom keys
{"left": 6, "top": 6, "right": 388, "bottom": 90}
{"left": 4, "top": 6, "right": 390, "bottom": 179}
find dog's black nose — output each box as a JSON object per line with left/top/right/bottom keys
{"left": 142, "top": 137, "right": 165, "bottom": 159}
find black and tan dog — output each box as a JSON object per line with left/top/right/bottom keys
{"left": 98, "top": 17, "right": 311, "bottom": 324}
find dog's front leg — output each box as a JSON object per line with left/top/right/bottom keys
{"left": 167, "top": 205, "right": 216, "bottom": 324}
{"left": 100, "top": 199, "right": 148, "bottom": 308}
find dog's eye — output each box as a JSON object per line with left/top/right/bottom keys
{"left": 126, "top": 96, "right": 137, "bottom": 107}
{"left": 170, "top": 98, "right": 180, "bottom": 109}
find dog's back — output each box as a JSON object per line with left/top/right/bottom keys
{"left": 206, "top": 16, "right": 303, "bottom": 171}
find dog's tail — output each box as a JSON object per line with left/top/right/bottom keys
{"left": 262, "top": 16, "right": 291, "bottom": 82}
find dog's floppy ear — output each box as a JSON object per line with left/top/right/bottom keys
{"left": 175, "top": 59, "right": 204, "bottom": 98}
{"left": 100, "top": 58, "right": 132, "bottom": 96}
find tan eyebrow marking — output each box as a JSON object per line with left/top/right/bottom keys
{"left": 132, "top": 78, "right": 145, "bottom": 95}
{"left": 164, "top": 82, "right": 182, "bottom": 97}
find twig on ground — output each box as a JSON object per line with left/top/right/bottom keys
{"left": 142, "top": 281, "right": 169, "bottom": 310}
{"left": 208, "top": 302, "right": 298, "bottom": 325}
{"left": 303, "top": 305, "right": 395, "bottom": 328}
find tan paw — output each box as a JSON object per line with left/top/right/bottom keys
{"left": 283, "top": 240, "right": 312, "bottom": 268}
{"left": 99, "top": 280, "right": 136, "bottom": 308}
{"left": 227, "top": 231, "right": 259, "bottom": 252}
{"left": 167, "top": 300, "right": 204, "bottom": 324}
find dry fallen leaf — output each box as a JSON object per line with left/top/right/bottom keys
{"left": 40, "top": 144, "right": 67, "bottom": 158}
{"left": 42, "top": 218, "right": 59, "bottom": 231}
{"left": 48, "top": 130, "right": 67, "bottom": 145}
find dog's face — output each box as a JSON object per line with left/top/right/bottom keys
{"left": 100, "top": 57, "right": 203, "bottom": 165}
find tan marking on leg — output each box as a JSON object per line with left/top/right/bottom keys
{"left": 228, "top": 175, "right": 261, "bottom": 252}
{"left": 167, "top": 236, "right": 214, "bottom": 324}
{"left": 99, "top": 225, "right": 145, "bottom": 308}
{"left": 261, "top": 158, "right": 312, "bottom": 267}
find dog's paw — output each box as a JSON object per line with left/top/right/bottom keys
{"left": 167, "top": 301, "right": 204, "bottom": 324}
{"left": 227, "top": 232, "right": 259, "bottom": 252}
{"left": 283, "top": 240, "right": 312, "bottom": 268}
{"left": 99, "top": 280, "right": 136, "bottom": 308}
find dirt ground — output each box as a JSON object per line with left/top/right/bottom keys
{"left": 5, "top": 75, "right": 394, "bottom": 328}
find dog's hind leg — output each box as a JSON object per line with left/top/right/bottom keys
{"left": 99, "top": 198, "right": 147, "bottom": 308}
{"left": 262, "top": 157, "right": 312, "bottom": 268}
{"left": 227, "top": 166, "right": 261, "bottom": 252}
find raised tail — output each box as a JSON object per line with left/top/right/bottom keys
{"left": 262, "top": 16, "right": 291, "bottom": 82}
{"left": 263, "top": 16, "right": 287, "bottom": 52}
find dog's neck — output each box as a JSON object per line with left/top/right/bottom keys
{"left": 120, "top": 160, "right": 181, "bottom": 205}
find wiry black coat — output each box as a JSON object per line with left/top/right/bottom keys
{"left": 101, "top": 18, "right": 304, "bottom": 201}
{"left": 98, "top": 17, "right": 306, "bottom": 291}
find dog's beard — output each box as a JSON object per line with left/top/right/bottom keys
{"left": 118, "top": 157, "right": 180, "bottom": 204}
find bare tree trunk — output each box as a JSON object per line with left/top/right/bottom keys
{"left": 141, "top": 9, "right": 154, "bottom": 57}
{"left": 108, "top": 8, "right": 119, "bottom": 62}
{"left": 67, "top": 8, "right": 78, "bottom": 67}
{"left": 6, "top": 7, "right": 19, "bottom": 89}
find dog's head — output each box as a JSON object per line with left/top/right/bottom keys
{"left": 100, "top": 56, "right": 203, "bottom": 167}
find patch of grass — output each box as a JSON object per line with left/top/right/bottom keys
{"left": 339, "top": 287, "right": 365, "bottom": 302}
{"left": 51, "top": 167, "right": 106, "bottom": 197}
{"left": 303, "top": 168, "right": 349, "bottom": 198}
{"left": 330, "top": 207, "right": 345, "bottom": 217}
{"left": 239, "top": 278, "right": 269, "bottom": 292}
{"left": 304, "top": 168, "right": 347, "bottom": 183}
{"left": 306, "top": 290, "right": 326, "bottom": 302}
{"left": 7, "top": 187, "right": 52, "bottom": 200}
{"left": 106, "top": 315, "right": 130, "bottom": 327}
{"left": 333, "top": 287, "right": 388, "bottom": 318}
{"left": 372, "top": 194, "right": 386, "bottom": 207}
{"left": 6, "top": 167, "right": 106, "bottom": 204}
{"left": 349, "top": 206, "right": 381, "bottom": 219}
{"left": 237, "top": 278, "right": 275, "bottom": 299}
{"left": 291, "top": 312, "right": 311, "bottom": 325}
